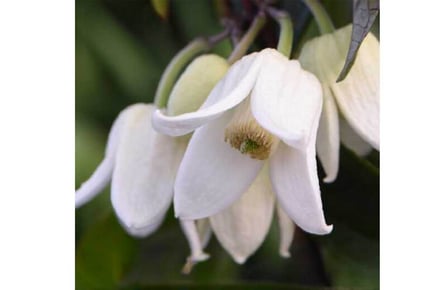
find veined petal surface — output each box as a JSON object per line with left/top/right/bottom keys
{"left": 251, "top": 49, "right": 323, "bottom": 150}
{"left": 152, "top": 52, "right": 263, "bottom": 136}
{"left": 339, "top": 117, "right": 372, "bottom": 156}
{"left": 210, "top": 167, "right": 275, "bottom": 264}
{"left": 331, "top": 31, "right": 379, "bottom": 150}
{"left": 75, "top": 104, "right": 129, "bottom": 208}
{"left": 111, "top": 104, "right": 183, "bottom": 237}
{"left": 174, "top": 111, "right": 264, "bottom": 220}
{"left": 299, "top": 25, "right": 379, "bottom": 150}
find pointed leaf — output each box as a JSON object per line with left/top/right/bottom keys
{"left": 337, "top": 0, "right": 379, "bottom": 81}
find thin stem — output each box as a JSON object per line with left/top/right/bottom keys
{"left": 267, "top": 7, "right": 293, "bottom": 57}
{"left": 303, "top": 0, "right": 335, "bottom": 34}
{"left": 208, "top": 28, "right": 230, "bottom": 46}
{"left": 227, "top": 12, "right": 266, "bottom": 64}
{"left": 154, "top": 28, "right": 229, "bottom": 108}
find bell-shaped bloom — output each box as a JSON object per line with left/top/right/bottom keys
{"left": 153, "top": 48, "right": 333, "bottom": 239}
{"left": 298, "top": 24, "right": 379, "bottom": 182}
{"left": 167, "top": 53, "right": 296, "bottom": 266}
{"left": 75, "top": 104, "right": 185, "bottom": 237}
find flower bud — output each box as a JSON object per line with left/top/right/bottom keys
{"left": 167, "top": 54, "right": 229, "bottom": 116}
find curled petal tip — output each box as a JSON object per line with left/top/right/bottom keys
{"left": 322, "top": 174, "right": 337, "bottom": 183}
{"left": 192, "top": 252, "right": 210, "bottom": 263}
{"left": 233, "top": 255, "right": 247, "bottom": 265}
{"left": 279, "top": 250, "right": 291, "bottom": 258}
{"left": 315, "top": 224, "right": 333, "bottom": 235}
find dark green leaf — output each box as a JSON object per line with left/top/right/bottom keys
{"left": 76, "top": 212, "right": 139, "bottom": 290}
{"left": 336, "top": 0, "right": 379, "bottom": 82}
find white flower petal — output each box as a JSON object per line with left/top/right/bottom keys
{"left": 120, "top": 212, "right": 165, "bottom": 237}
{"left": 75, "top": 104, "right": 128, "bottom": 208}
{"left": 174, "top": 111, "right": 264, "bottom": 220}
{"left": 210, "top": 167, "right": 275, "bottom": 264}
{"left": 111, "top": 104, "right": 183, "bottom": 237}
{"left": 270, "top": 142, "right": 332, "bottom": 235}
{"left": 331, "top": 31, "right": 379, "bottom": 150}
{"left": 251, "top": 50, "right": 323, "bottom": 150}
{"left": 339, "top": 117, "right": 373, "bottom": 156}
{"left": 276, "top": 204, "right": 296, "bottom": 258}
{"left": 196, "top": 218, "right": 213, "bottom": 248}
{"left": 75, "top": 157, "right": 114, "bottom": 208}
{"left": 152, "top": 52, "right": 263, "bottom": 136}
{"left": 316, "top": 86, "right": 340, "bottom": 183}
{"left": 180, "top": 219, "right": 210, "bottom": 274}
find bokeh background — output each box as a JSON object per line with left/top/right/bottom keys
{"left": 75, "top": 0, "right": 379, "bottom": 289}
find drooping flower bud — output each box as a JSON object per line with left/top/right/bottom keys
{"left": 167, "top": 54, "right": 229, "bottom": 116}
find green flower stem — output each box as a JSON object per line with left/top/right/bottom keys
{"left": 154, "top": 38, "right": 210, "bottom": 108}
{"left": 303, "top": 0, "right": 335, "bottom": 34}
{"left": 267, "top": 7, "right": 294, "bottom": 58}
{"left": 227, "top": 13, "right": 266, "bottom": 65}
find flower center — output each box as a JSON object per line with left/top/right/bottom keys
{"left": 224, "top": 99, "right": 278, "bottom": 160}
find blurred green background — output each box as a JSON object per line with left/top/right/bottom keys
{"left": 75, "top": 0, "right": 379, "bottom": 289}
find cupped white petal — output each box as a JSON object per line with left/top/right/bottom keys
{"left": 75, "top": 104, "right": 129, "bottom": 208}
{"left": 339, "top": 117, "right": 372, "bottom": 156}
{"left": 111, "top": 104, "right": 183, "bottom": 237}
{"left": 250, "top": 50, "right": 323, "bottom": 150}
{"left": 316, "top": 86, "right": 340, "bottom": 183}
{"left": 174, "top": 111, "right": 265, "bottom": 220}
{"left": 152, "top": 52, "right": 263, "bottom": 136}
{"left": 270, "top": 142, "right": 332, "bottom": 235}
{"left": 276, "top": 204, "right": 296, "bottom": 258}
{"left": 331, "top": 29, "right": 379, "bottom": 150}
{"left": 210, "top": 166, "right": 275, "bottom": 264}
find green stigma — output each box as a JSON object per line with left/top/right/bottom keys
{"left": 239, "top": 139, "right": 260, "bottom": 154}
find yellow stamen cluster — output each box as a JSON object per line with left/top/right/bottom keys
{"left": 224, "top": 100, "right": 278, "bottom": 160}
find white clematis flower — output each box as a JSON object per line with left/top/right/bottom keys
{"left": 152, "top": 48, "right": 333, "bottom": 238}
{"left": 75, "top": 103, "right": 185, "bottom": 237}
{"left": 298, "top": 24, "right": 379, "bottom": 182}
{"left": 76, "top": 54, "right": 228, "bottom": 242}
